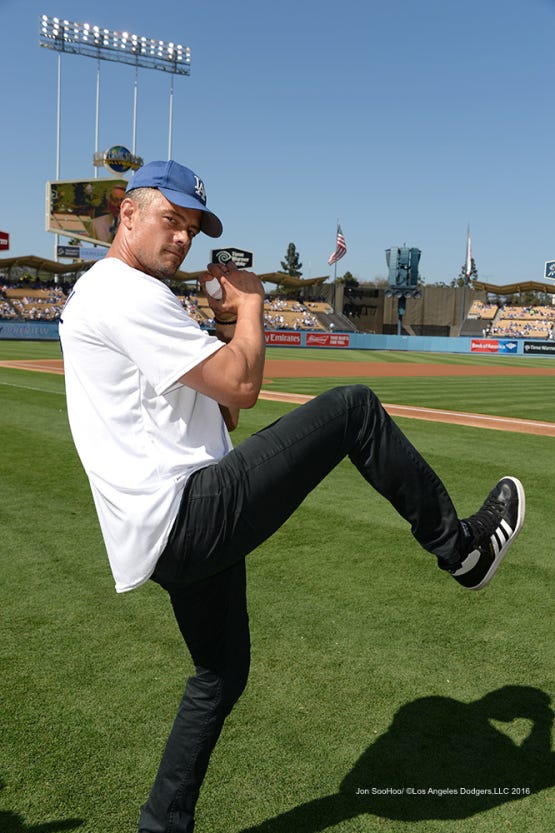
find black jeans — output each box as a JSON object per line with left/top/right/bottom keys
{"left": 140, "top": 385, "right": 462, "bottom": 832}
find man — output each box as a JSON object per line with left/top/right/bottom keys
{"left": 59, "top": 160, "right": 525, "bottom": 833}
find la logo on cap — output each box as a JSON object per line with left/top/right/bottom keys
{"left": 194, "top": 176, "right": 206, "bottom": 205}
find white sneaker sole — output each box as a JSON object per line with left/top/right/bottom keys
{"left": 454, "top": 476, "right": 525, "bottom": 590}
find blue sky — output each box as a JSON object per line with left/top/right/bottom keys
{"left": 2, "top": 0, "right": 555, "bottom": 286}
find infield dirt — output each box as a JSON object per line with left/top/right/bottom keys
{"left": 2, "top": 357, "right": 554, "bottom": 437}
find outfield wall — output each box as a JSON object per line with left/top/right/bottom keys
{"left": 1, "top": 319, "right": 555, "bottom": 357}
{"left": 265, "top": 330, "right": 555, "bottom": 357}
{"left": 0, "top": 320, "right": 59, "bottom": 340}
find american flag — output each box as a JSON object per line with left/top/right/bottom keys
{"left": 328, "top": 224, "right": 347, "bottom": 265}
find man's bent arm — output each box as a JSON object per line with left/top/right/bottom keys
{"left": 178, "top": 296, "right": 265, "bottom": 409}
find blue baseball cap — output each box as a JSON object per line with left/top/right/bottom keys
{"left": 125, "top": 160, "right": 223, "bottom": 238}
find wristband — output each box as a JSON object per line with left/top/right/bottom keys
{"left": 214, "top": 317, "right": 238, "bottom": 326}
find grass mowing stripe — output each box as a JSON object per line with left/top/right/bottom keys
{"left": 262, "top": 375, "right": 555, "bottom": 423}
{"left": 265, "top": 346, "right": 555, "bottom": 368}
{"left": 0, "top": 340, "right": 63, "bottom": 361}
{"left": 1, "top": 340, "right": 555, "bottom": 368}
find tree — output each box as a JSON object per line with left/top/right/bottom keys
{"left": 452, "top": 257, "right": 478, "bottom": 287}
{"left": 337, "top": 271, "right": 356, "bottom": 285}
{"left": 338, "top": 271, "right": 360, "bottom": 296}
{"left": 280, "top": 243, "right": 303, "bottom": 278}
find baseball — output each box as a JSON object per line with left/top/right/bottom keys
{"left": 204, "top": 277, "right": 223, "bottom": 300}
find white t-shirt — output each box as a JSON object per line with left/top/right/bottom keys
{"left": 59, "top": 257, "right": 231, "bottom": 593}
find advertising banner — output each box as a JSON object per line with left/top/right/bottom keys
{"left": 0, "top": 320, "right": 59, "bottom": 341}
{"left": 212, "top": 248, "right": 254, "bottom": 268}
{"left": 497, "top": 340, "right": 518, "bottom": 354}
{"left": 264, "top": 331, "right": 351, "bottom": 348}
{"left": 0, "top": 230, "right": 9, "bottom": 250}
{"left": 57, "top": 245, "right": 105, "bottom": 260}
{"left": 79, "top": 247, "right": 107, "bottom": 261}
{"left": 265, "top": 331, "right": 302, "bottom": 346}
{"left": 471, "top": 338, "right": 500, "bottom": 353}
{"left": 57, "top": 245, "right": 80, "bottom": 258}
{"left": 471, "top": 338, "right": 520, "bottom": 354}
{"left": 46, "top": 178, "right": 128, "bottom": 246}
{"left": 523, "top": 340, "right": 555, "bottom": 356}
{"left": 306, "top": 332, "right": 351, "bottom": 348}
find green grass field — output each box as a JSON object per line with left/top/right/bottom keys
{"left": 0, "top": 342, "right": 553, "bottom": 833}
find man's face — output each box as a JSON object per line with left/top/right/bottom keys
{"left": 107, "top": 186, "right": 126, "bottom": 217}
{"left": 124, "top": 190, "right": 202, "bottom": 280}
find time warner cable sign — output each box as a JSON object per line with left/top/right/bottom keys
{"left": 544, "top": 260, "right": 555, "bottom": 280}
{"left": 212, "top": 248, "right": 253, "bottom": 269}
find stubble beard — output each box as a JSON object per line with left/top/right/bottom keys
{"left": 151, "top": 263, "right": 180, "bottom": 281}
{"left": 142, "top": 249, "right": 186, "bottom": 281}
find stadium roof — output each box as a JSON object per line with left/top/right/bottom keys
{"left": 0, "top": 254, "right": 93, "bottom": 276}
{"left": 473, "top": 279, "right": 555, "bottom": 296}
{"left": 0, "top": 255, "right": 328, "bottom": 288}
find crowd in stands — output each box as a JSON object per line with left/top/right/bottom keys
{"left": 0, "top": 279, "right": 334, "bottom": 334}
{"left": 176, "top": 292, "right": 215, "bottom": 329}
{"left": 174, "top": 292, "right": 331, "bottom": 332}
{"left": 0, "top": 299, "right": 16, "bottom": 319}
{"left": 468, "top": 300, "right": 555, "bottom": 339}
{"left": 0, "top": 283, "right": 67, "bottom": 321}
{"left": 498, "top": 305, "right": 555, "bottom": 321}
{"left": 489, "top": 317, "right": 553, "bottom": 339}
{"left": 264, "top": 299, "right": 320, "bottom": 330}
{"left": 467, "top": 300, "right": 498, "bottom": 320}
{"left": 2, "top": 280, "right": 553, "bottom": 340}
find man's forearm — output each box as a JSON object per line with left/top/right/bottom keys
{"left": 179, "top": 300, "right": 265, "bottom": 409}
{"left": 219, "top": 303, "right": 265, "bottom": 407}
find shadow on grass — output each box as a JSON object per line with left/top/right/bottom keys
{"left": 0, "top": 782, "right": 83, "bottom": 833}
{"left": 239, "top": 685, "right": 554, "bottom": 832}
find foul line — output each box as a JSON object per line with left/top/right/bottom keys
{"left": 0, "top": 379, "right": 65, "bottom": 395}
{"left": 257, "top": 390, "right": 555, "bottom": 437}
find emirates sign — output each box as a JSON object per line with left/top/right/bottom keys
{"left": 0, "top": 231, "right": 9, "bottom": 251}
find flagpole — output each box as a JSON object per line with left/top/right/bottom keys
{"left": 328, "top": 221, "right": 346, "bottom": 313}
{"left": 461, "top": 225, "right": 471, "bottom": 331}
{"left": 333, "top": 219, "right": 338, "bottom": 312}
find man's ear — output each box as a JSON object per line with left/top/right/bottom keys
{"left": 119, "top": 197, "right": 135, "bottom": 230}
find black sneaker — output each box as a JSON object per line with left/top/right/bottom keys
{"left": 451, "top": 476, "right": 525, "bottom": 590}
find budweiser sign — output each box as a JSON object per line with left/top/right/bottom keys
{"left": 306, "top": 333, "right": 350, "bottom": 348}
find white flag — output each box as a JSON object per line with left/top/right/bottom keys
{"left": 465, "top": 226, "right": 472, "bottom": 278}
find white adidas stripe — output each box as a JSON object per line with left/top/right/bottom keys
{"left": 491, "top": 519, "right": 513, "bottom": 555}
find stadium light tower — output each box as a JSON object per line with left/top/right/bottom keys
{"left": 39, "top": 15, "right": 192, "bottom": 260}
{"left": 39, "top": 15, "right": 191, "bottom": 165}
{"left": 384, "top": 246, "right": 423, "bottom": 336}
{"left": 39, "top": 16, "right": 191, "bottom": 73}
